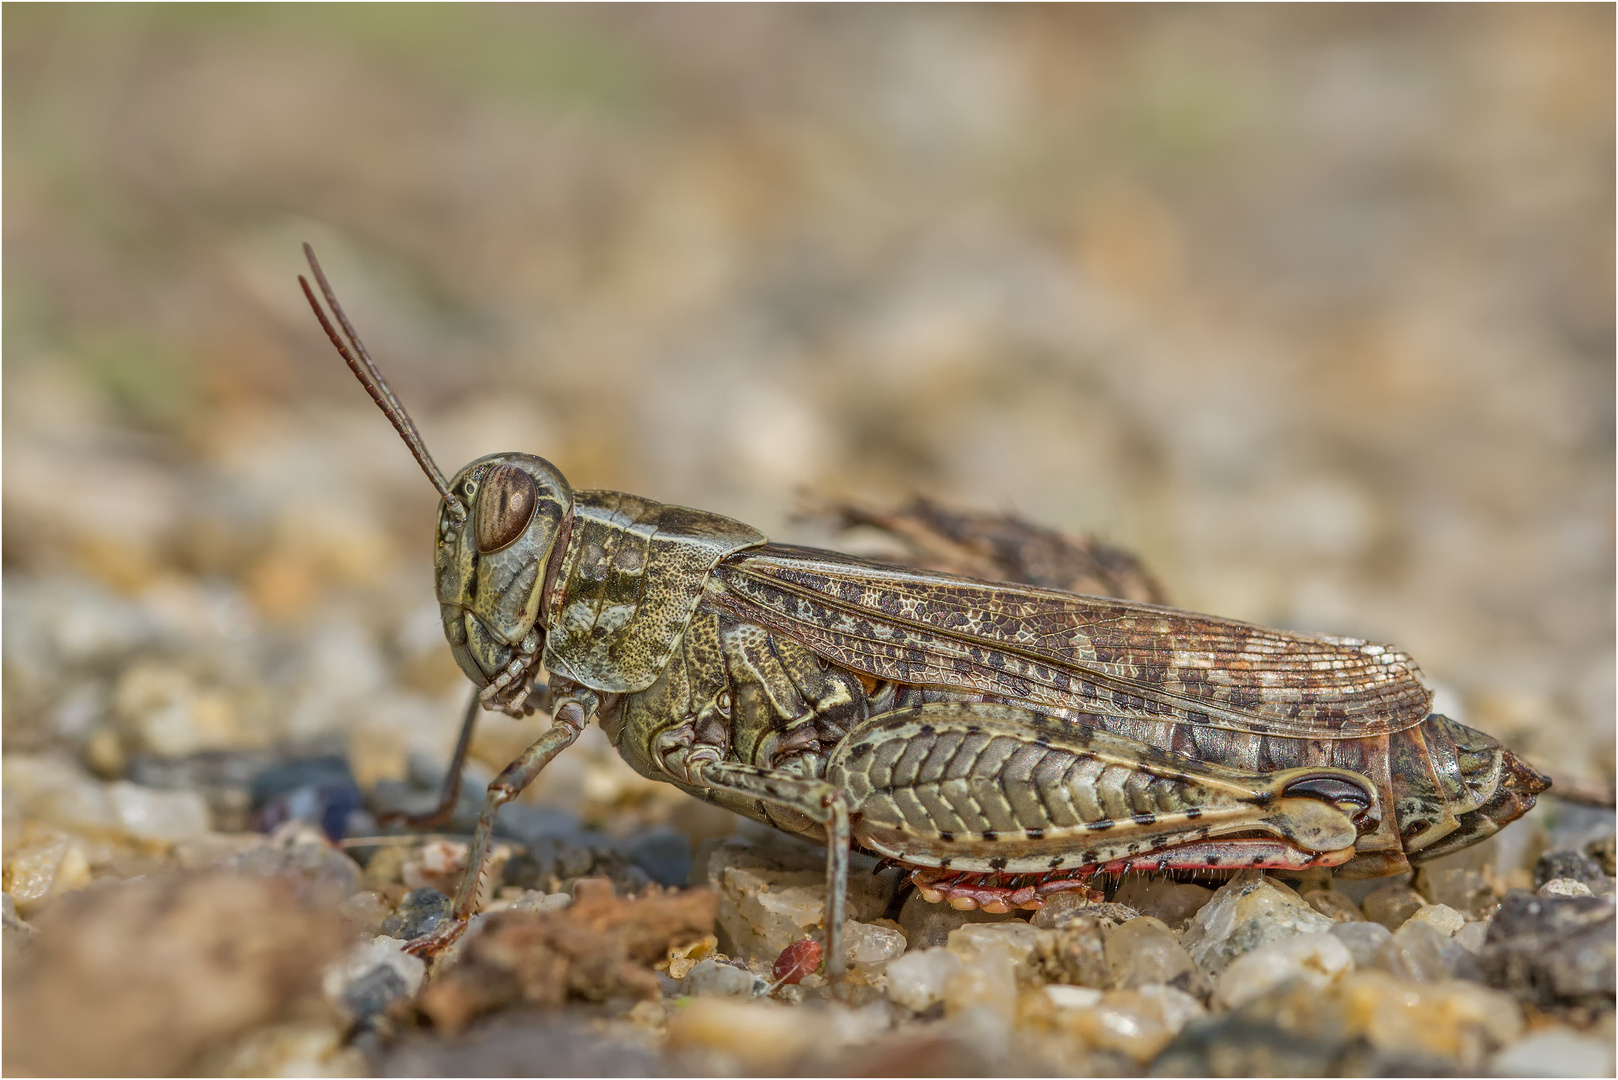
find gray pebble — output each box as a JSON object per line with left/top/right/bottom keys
{"left": 684, "top": 957, "right": 763, "bottom": 998}
{"left": 1360, "top": 881, "right": 1426, "bottom": 931}
{"left": 377, "top": 1013, "right": 668, "bottom": 1077}
{"left": 342, "top": 964, "right": 411, "bottom": 1026}
{"left": 897, "top": 891, "right": 1022, "bottom": 950}
{"left": 1481, "top": 890, "right": 1616, "bottom": 1013}
{"left": 1376, "top": 919, "right": 1451, "bottom": 982}
{"left": 382, "top": 887, "right": 452, "bottom": 940}
{"left": 1584, "top": 836, "right": 1615, "bottom": 877}
{"left": 1327, "top": 920, "right": 1391, "bottom": 967}
{"left": 1534, "top": 850, "right": 1608, "bottom": 890}
{"left": 628, "top": 830, "right": 692, "bottom": 888}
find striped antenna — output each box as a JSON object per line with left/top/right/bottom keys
{"left": 299, "top": 243, "right": 466, "bottom": 520}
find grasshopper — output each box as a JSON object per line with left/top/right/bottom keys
{"left": 299, "top": 246, "right": 1548, "bottom": 975}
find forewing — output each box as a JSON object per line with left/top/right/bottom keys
{"left": 712, "top": 545, "right": 1431, "bottom": 740}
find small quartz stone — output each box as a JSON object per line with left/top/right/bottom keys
{"left": 1033, "top": 914, "right": 1110, "bottom": 988}
{"left": 1449, "top": 920, "right": 1487, "bottom": 956}
{"left": 1584, "top": 836, "right": 1615, "bottom": 877}
{"left": 1213, "top": 930, "right": 1353, "bottom": 1010}
{"left": 1480, "top": 890, "right": 1616, "bottom": 1012}
{"left": 8, "top": 756, "right": 121, "bottom": 836}
{"left": 1151, "top": 980, "right": 1365, "bottom": 1076}
{"left": 666, "top": 933, "right": 718, "bottom": 980}
{"left": 716, "top": 865, "right": 825, "bottom": 962}
{"left": 685, "top": 957, "right": 763, "bottom": 998}
{"left": 947, "top": 920, "right": 1041, "bottom": 968}
{"left": 1134, "top": 982, "right": 1206, "bottom": 1036}
{"left": 1375, "top": 919, "right": 1453, "bottom": 982}
{"left": 381, "top": 887, "right": 452, "bottom": 940}
{"left": 111, "top": 660, "right": 245, "bottom": 759}
{"left": 626, "top": 829, "right": 692, "bottom": 888}
{"left": 1415, "top": 866, "right": 1496, "bottom": 919}
{"left": 944, "top": 950, "right": 1019, "bottom": 1022}
{"left": 1336, "top": 970, "right": 1524, "bottom": 1067}
{"left": 1110, "top": 876, "right": 1214, "bottom": 928}
{"left": 700, "top": 837, "right": 900, "bottom": 964}
{"left": 844, "top": 919, "right": 906, "bottom": 969}
{"left": 1181, "top": 871, "right": 1334, "bottom": 975}
{"left": 898, "top": 890, "right": 1021, "bottom": 949}
{"left": 1104, "top": 916, "right": 1194, "bottom": 989}
{"left": 666, "top": 997, "right": 816, "bottom": 1072}
{"left": 336, "top": 891, "right": 392, "bottom": 936}
{"left": 1327, "top": 919, "right": 1392, "bottom": 968}
{"left": 227, "top": 822, "right": 362, "bottom": 903}
{"left": 819, "top": 999, "right": 896, "bottom": 1051}
{"left": 1490, "top": 1025, "right": 1617, "bottom": 1077}
{"left": 209, "top": 1021, "right": 364, "bottom": 1077}
{"left": 496, "top": 889, "right": 573, "bottom": 914}
{"left": 2, "top": 892, "right": 40, "bottom": 958}
{"left": 885, "top": 946, "right": 962, "bottom": 1011}
{"left": 323, "top": 935, "right": 426, "bottom": 1024}
{"left": 1065, "top": 989, "right": 1182, "bottom": 1064}
{"left": 1538, "top": 878, "right": 1593, "bottom": 898}
{"left": 1303, "top": 887, "right": 1364, "bottom": 923}
{"left": 1360, "top": 881, "right": 1427, "bottom": 930}
{"left": 3, "top": 827, "right": 92, "bottom": 916}
{"left": 1030, "top": 892, "right": 1136, "bottom": 929}
{"left": 1402, "top": 902, "right": 1465, "bottom": 937}
{"left": 1534, "top": 850, "right": 1607, "bottom": 889}
{"left": 1043, "top": 983, "right": 1103, "bottom": 1010}
{"left": 108, "top": 781, "right": 213, "bottom": 843}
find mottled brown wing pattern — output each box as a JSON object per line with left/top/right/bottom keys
{"left": 712, "top": 545, "right": 1432, "bottom": 740}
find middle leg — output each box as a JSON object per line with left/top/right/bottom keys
{"left": 692, "top": 758, "right": 853, "bottom": 980}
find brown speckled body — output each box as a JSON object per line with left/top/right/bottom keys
{"left": 300, "top": 243, "right": 1551, "bottom": 971}
{"left": 520, "top": 517, "right": 1541, "bottom": 882}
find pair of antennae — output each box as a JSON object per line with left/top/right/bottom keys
{"left": 298, "top": 243, "right": 466, "bottom": 520}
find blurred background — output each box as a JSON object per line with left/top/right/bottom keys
{"left": 4, "top": 6, "right": 1612, "bottom": 839}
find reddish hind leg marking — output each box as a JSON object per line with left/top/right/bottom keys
{"left": 906, "top": 839, "right": 1356, "bottom": 911}
{"left": 907, "top": 868, "right": 1104, "bottom": 913}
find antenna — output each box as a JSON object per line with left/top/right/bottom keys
{"left": 299, "top": 243, "right": 466, "bottom": 520}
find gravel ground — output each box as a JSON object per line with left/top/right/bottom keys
{"left": 4, "top": 7, "right": 1613, "bottom": 1076}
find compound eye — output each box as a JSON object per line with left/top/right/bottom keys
{"left": 1282, "top": 774, "right": 1374, "bottom": 819}
{"left": 474, "top": 463, "right": 537, "bottom": 553}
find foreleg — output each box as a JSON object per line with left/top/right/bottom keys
{"left": 404, "top": 690, "right": 595, "bottom": 958}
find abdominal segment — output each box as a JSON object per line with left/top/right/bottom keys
{"left": 825, "top": 701, "right": 1367, "bottom": 907}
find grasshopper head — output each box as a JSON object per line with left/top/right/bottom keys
{"left": 297, "top": 245, "right": 573, "bottom": 716}
{"left": 435, "top": 453, "right": 572, "bottom": 712}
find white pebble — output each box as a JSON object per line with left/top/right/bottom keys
{"left": 1183, "top": 871, "right": 1334, "bottom": 975}
{"left": 1538, "top": 878, "right": 1593, "bottom": 899}
{"left": 844, "top": 920, "right": 906, "bottom": 968}
{"left": 885, "top": 946, "right": 962, "bottom": 1012}
{"left": 1214, "top": 930, "right": 1353, "bottom": 1010}
{"left": 1491, "top": 1027, "right": 1616, "bottom": 1077}
{"left": 1044, "top": 984, "right": 1104, "bottom": 1010}
{"left": 322, "top": 935, "right": 426, "bottom": 1020}
{"left": 685, "top": 957, "right": 762, "bottom": 998}
{"left": 497, "top": 890, "right": 573, "bottom": 914}
{"left": 1452, "top": 921, "right": 1490, "bottom": 954}
{"left": 946, "top": 920, "right": 1040, "bottom": 968}
{"left": 1135, "top": 983, "right": 1207, "bottom": 1035}
{"left": 107, "top": 781, "right": 212, "bottom": 843}
{"left": 1403, "top": 902, "right": 1466, "bottom": 937}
